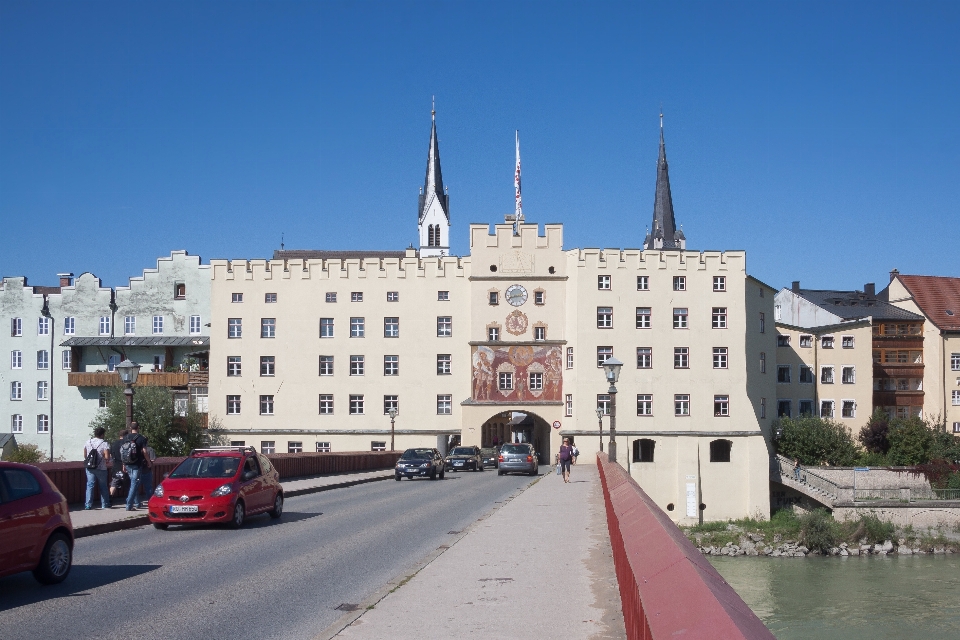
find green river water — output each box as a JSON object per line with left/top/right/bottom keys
{"left": 709, "top": 555, "right": 960, "bottom": 639}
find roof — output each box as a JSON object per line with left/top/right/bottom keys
{"left": 0, "top": 434, "right": 14, "bottom": 448}
{"left": 793, "top": 289, "right": 923, "bottom": 322}
{"left": 644, "top": 115, "right": 682, "bottom": 250}
{"left": 894, "top": 275, "right": 960, "bottom": 331}
{"left": 271, "top": 250, "right": 407, "bottom": 261}
{"left": 60, "top": 337, "right": 210, "bottom": 348}
{"left": 419, "top": 111, "right": 449, "bottom": 222}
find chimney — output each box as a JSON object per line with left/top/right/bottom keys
{"left": 864, "top": 283, "right": 875, "bottom": 297}
{"left": 57, "top": 272, "right": 74, "bottom": 288}
{"left": 889, "top": 268, "right": 899, "bottom": 282}
{"left": 791, "top": 280, "right": 800, "bottom": 293}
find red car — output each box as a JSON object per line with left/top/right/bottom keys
{"left": 0, "top": 461, "right": 74, "bottom": 584}
{"left": 148, "top": 447, "right": 283, "bottom": 529}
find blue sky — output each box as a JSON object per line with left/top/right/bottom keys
{"left": 2, "top": 0, "right": 957, "bottom": 291}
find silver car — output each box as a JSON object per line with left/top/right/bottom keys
{"left": 497, "top": 443, "right": 539, "bottom": 476}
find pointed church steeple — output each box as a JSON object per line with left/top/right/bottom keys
{"left": 644, "top": 113, "right": 685, "bottom": 250}
{"left": 419, "top": 100, "right": 450, "bottom": 257}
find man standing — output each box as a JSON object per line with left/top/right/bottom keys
{"left": 109, "top": 429, "right": 129, "bottom": 498}
{"left": 121, "top": 422, "right": 152, "bottom": 511}
{"left": 83, "top": 427, "right": 112, "bottom": 509}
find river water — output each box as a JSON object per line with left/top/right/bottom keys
{"left": 709, "top": 555, "right": 960, "bottom": 639}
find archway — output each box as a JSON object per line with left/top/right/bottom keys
{"left": 479, "top": 410, "right": 553, "bottom": 464}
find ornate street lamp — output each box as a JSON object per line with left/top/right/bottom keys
{"left": 388, "top": 407, "right": 398, "bottom": 452}
{"left": 115, "top": 360, "right": 142, "bottom": 432}
{"left": 601, "top": 356, "right": 623, "bottom": 464}
{"left": 595, "top": 406, "right": 604, "bottom": 452}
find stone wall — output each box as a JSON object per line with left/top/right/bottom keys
{"left": 833, "top": 502, "right": 960, "bottom": 528}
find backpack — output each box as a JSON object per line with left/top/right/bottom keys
{"left": 120, "top": 436, "right": 142, "bottom": 465}
{"left": 84, "top": 442, "right": 101, "bottom": 469}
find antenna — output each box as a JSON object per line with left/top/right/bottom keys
{"left": 280, "top": 232, "right": 284, "bottom": 251}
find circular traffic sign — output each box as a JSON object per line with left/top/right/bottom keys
{"left": 552, "top": 420, "right": 562, "bottom": 430}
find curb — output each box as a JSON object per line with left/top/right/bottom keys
{"left": 74, "top": 472, "right": 394, "bottom": 539}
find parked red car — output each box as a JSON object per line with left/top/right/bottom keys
{"left": 0, "top": 461, "right": 74, "bottom": 584}
{"left": 148, "top": 447, "right": 283, "bottom": 529}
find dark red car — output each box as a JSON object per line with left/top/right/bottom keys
{"left": 148, "top": 447, "right": 283, "bottom": 529}
{"left": 0, "top": 461, "right": 74, "bottom": 584}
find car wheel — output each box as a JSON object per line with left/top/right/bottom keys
{"left": 32, "top": 532, "right": 72, "bottom": 585}
{"left": 395, "top": 474, "right": 402, "bottom": 481}
{"left": 229, "top": 500, "right": 246, "bottom": 529}
{"left": 153, "top": 523, "right": 169, "bottom": 530}
{"left": 498, "top": 470, "right": 504, "bottom": 476}
{"left": 269, "top": 493, "right": 284, "bottom": 519}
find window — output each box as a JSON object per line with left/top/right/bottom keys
{"left": 37, "top": 350, "right": 48, "bottom": 370}
{"left": 952, "top": 390, "right": 960, "bottom": 406}
{"left": 437, "top": 316, "right": 452, "bottom": 337}
{"left": 954, "top": 422, "right": 960, "bottom": 434}
{"left": 61, "top": 350, "right": 71, "bottom": 370}
{"left": 566, "top": 347, "right": 574, "bottom": 369}
{"left": 228, "top": 318, "right": 242, "bottom": 338}
{"left": 760, "top": 398, "right": 766, "bottom": 419}
{"left": 232, "top": 293, "right": 243, "bottom": 303}
{"left": 759, "top": 312, "right": 765, "bottom": 333}
{"left": 634, "top": 439, "right": 655, "bottom": 462}
{"left": 822, "top": 336, "right": 835, "bottom": 349}
{"left": 11, "top": 318, "right": 22, "bottom": 336}
{"left": 437, "top": 395, "right": 452, "bottom": 414}
{"left": 261, "top": 318, "right": 276, "bottom": 338}
{"left": 499, "top": 372, "right": 514, "bottom": 390}
{"left": 597, "top": 346, "right": 613, "bottom": 367}
{"left": 597, "top": 394, "right": 611, "bottom": 415}
{"left": 774, "top": 305, "right": 782, "bottom": 321}
{"left": 259, "top": 395, "right": 274, "bottom": 415}
{"left": 124, "top": 316, "right": 136, "bottom": 335}
{"left": 673, "top": 308, "right": 688, "bottom": 329}
{"left": 636, "top": 307, "right": 651, "bottom": 329}
{"left": 598, "top": 275, "right": 611, "bottom": 290}
{"left": 488, "top": 327, "right": 500, "bottom": 341}
{"left": 384, "top": 317, "right": 399, "bottom": 337}
{"left": 565, "top": 394, "right": 573, "bottom": 417}
{"left": 325, "top": 292, "right": 337, "bottom": 303}
{"left": 37, "top": 381, "right": 48, "bottom": 401}
{"left": 489, "top": 291, "right": 499, "bottom": 305}
{"left": 317, "top": 442, "right": 332, "bottom": 452}
{"left": 38, "top": 317, "right": 49, "bottom": 335}
{"left": 799, "top": 365, "right": 813, "bottom": 383}
{"left": 319, "top": 355, "right": 334, "bottom": 376}
{"left": 319, "top": 395, "right": 334, "bottom": 414}
{"left": 108, "top": 355, "right": 119, "bottom": 371}
{"left": 153, "top": 315, "right": 164, "bottom": 334}
{"left": 820, "top": 400, "right": 835, "bottom": 418}
{"left": 777, "top": 335, "right": 790, "bottom": 347}
{"left": 712, "top": 308, "right": 727, "bottom": 329}
{"left": 709, "top": 439, "right": 731, "bottom": 462}
{"left": 777, "top": 365, "right": 791, "bottom": 383}
{"left": 799, "top": 335, "right": 813, "bottom": 348}
{"left": 674, "top": 394, "right": 690, "bottom": 416}
{"left": 760, "top": 352, "right": 766, "bottom": 373}
{"left": 713, "top": 276, "right": 726, "bottom": 292}
{"left": 10, "top": 382, "right": 21, "bottom": 400}
{"left": 350, "top": 317, "right": 365, "bottom": 337}
{"left": 387, "top": 291, "right": 399, "bottom": 302}
{"left": 190, "top": 315, "right": 201, "bottom": 335}
{"left": 99, "top": 316, "right": 111, "bottom": 335}
{"left": 437, "top": 354, "right": 451, "bottom": 375}
{"left": 350, "top": 355, "right": 365, "bottom": 376}
{"left": 320, "top": 318, "right": 334, "bottom": 338}
{"left": 712, "top": 347, "right": 727, "bottom": 369}
{"left": 261, "top": 441, "right": 275, "bottom": 454}
{"left": 637, "top": 347, "right": 652, "bottom": 369}
{"left": 673, "top": 276, "right": 686, "bottom": 291}
{"left": 384, "top": 355, "right": 399, "bottom": 376}
{"left": 384, "top": 395, "right": 399, "bottom": 414}
{"left": 842, "top": 336, "right": 855, "bottom": 349}
{"left": 821, "top": 366, "right": 835, "bottom": 384}
{"left": 371, "top": 441, "right": 386, "bottom": 452}
{"left": 528, "top": 372, "right": 543, "bottom": 391}
{"left": 799, "top": 399, "right": 814, "bottom": 415}
{"left": 637, "top": 275, "right": 649, "bottom": 291}
{"left": 841, "top": 366, "right": 856, "bottom": 384}
{"left": 637, "top": 394, "right": 653, "bottom": 416}
{"left": 714, "top": 395, "right": 729, "bottom": 417}
{"left": 597, "top": 307, "right": 613, "bottom": 328}
{"left": 11, "top": 414, "right": 23, "bottom": 433}
{"left": 950, "top": 353, "right": 959, "bottom": 371}
{"left": 11, "top": 350, "right": 21, "bottom": 369}
{"left": 534, "top": 290, "right": 545, "bottom": 305}
{"left": 350, "top": 395, "right": 364, "bottom": 415}
{"left": 437, "top": 290, "right": 449, "bottom": 301}
{"left": 37, "top": 414, "right": 49, "bottom": 433}
{"left": 287, "top": 442, "right": 302, "bottom": 453}
{"left": 351, "top": 292, "right": 363, "bottom": 302}
{"left": 534, "top": 326, "right": 546, "bottom": 341}
{"left": 263, "top": 292, "right": 277, "bottom": 303}
{"left": 842, "top": 400, "right": 856, "bottom": 418}
{"left": 260, "top": 356, "right": 275, "bottom": 376}
{"left": 63, "top": 317, "right": 75, "bottom": 335}
{"left": 227, "top": 356, "right": 241, "bottom": 376}
{"left": 674, "top": 347, "right": 688, "bottom": 369}
{"left": 191, "top": 387, "right": 208, "bottom": 413}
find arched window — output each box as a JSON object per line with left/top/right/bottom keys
{"left": 633, "top": 438, "right": 655, "bottom": 463}
{"left": 709, "top": 439, "right": 732, "bottom": 462}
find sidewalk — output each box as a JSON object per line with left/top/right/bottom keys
{"left": 68, "top": 468, "right": 394, "bottom": 538}
{"left": 323, "top": 461, "right": 626, "bottom": 640}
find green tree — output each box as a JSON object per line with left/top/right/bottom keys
{"left": 886, "top": 417, "right": 934, "bottom": 466}
{"left": 5, "top": 442, "right": 48, "bottom": 464}
{"left": 773, "top": 415, "right": 859, "bottom": 466}
{"left": 858, "top": 409, "right": 891, "bottom": 454}
{"left": 89, "top": 386, "right": 226, "bottom": 457}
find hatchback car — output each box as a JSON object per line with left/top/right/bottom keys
{"left": 444, "top": 446, "right": 483, "bottom": 472}
{"left": 480, "top": 447, "right": 499, "bottom": 469}
{"left": 0, "top": 461, "right": 74, "bottom": 584}
{"left": 148, "top": 447, "right": 283, "bottom": 529}
{"left": 497, "top": 443, "right": 539, "bottom": 476}
{"left": 395, "top": 448, "right": 445, "bottom": 480}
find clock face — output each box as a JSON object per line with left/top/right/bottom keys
{"left": 505, "top": 284, "right": 528, "bottom": 307}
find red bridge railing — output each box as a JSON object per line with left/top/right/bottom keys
{"left": 596, "top": 455, "right": 773, "bottom": 640}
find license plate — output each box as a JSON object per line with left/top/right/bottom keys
{"left": 454, "top": 461, "right": 464, "bottom": 466}
{"left": 169, "top": 505, "right": 199, "bottom": 513}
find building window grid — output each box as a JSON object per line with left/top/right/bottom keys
{"left": 232, "top": 293, "right": 243, "bottom": 303}
{"left": 11, "top": 414, "right": 23, "bottom": 433}
{"left": 777, "top": 335, "right": 790, "bottom": 347}
{"left": 11, "top": 350, "right": 22, "bottom": 369}
{"left": 637, "top": 347, "right": 652, "bottom": 369}
{"left": 712, "top": 307, "right": 727, "bottom": 329}
{"left": 61, "top": 350, "right": 71, "bottom": 370}
{"left": 566, "top": 348, "right": 574, "bottom": 369}
{"left": 384, "top": 395, "right": 399, "bottom": 415}
{"left": 350, "top": 317, "right": 365, "bottom": 338}
{"left": 950, "top": 353, "right": 959, "bottom": 371}
{"left": 227, "top": 357, "right": 241, "bottom": 377}
{"left": 499, "top": 372, "right": 513, "bottom": 391}
{"left": 673, "top": 276, "right": 685, "bottom": 291}
{"left": 437, "top": 316, "right": 452, "bottom": 337}
{"left": 38, "top": 317, "right": 49, "bottom": 335}
{"left": 674, "top": 347, "right": 688, "bottom": 369}
{"left": 842, "top": 400, "right": 857, "bottom": 418}
{"left": 534, "top": 290, "right": 545, "bottom": 305}
{"left": 190, "top": 315, "right": 201, "bottom": 334}
{"left": 325, "top": 292, "right": 337, "bottom": 303}
{"left": 799, "top": 335, "right": 813, "bottom": 348}
{"left": 287, "top": 442, "right": 303, "bottom": 454}
{"left": 350, "top": 356, "right": 365, "bottom": 376}
{"left": 228, "top": 318, "right": 242, "bottom": 338}
{"left": 777, "top": 365, "right": 791, "bottom": 383}
{"left": 37, "top": 381, "right": 48, "bottom": 401}
{"left": 10, "top": 381, "right": 22, "bottom": 401}
{"left": 320, "top": 318, "right": 334, "bottom": 338}
{"left": 760, "top": 352, "right": 766, "bottom": 373}
{"left": 636, "top": 307, "right": 651, "bottom": 329}
{"left": 597, "top": 307, "right": 613, "bottom": 329}
{"left": 351, "top": 292, "right": 363, "bottom": 302}
{"left": 842, "top": 336, "right": 855, "bottom": 349}
{"left": 597, "top": 346, "right": 613, "bottom": 367}
{"left": 384, "top": 355, "right": 399, "bottom": 376}
{"left": 534, "top": 326, "right": 546, "bottom": 341}
{"left": 714, "top": 395, "right": 729, "bottom": 417}
{"left": 152, "top": 315, "right": 163, "bottom": 334}
{"left": 821, "top": 366, "right": 835, "bottom": 384}
{"left": 598, "top": 275, "right": 611, "bottom": 290}
{"left": 319, "top": 395, "right": 334, "bottom": 414}
{"left": 37, "top": 415, "right": 50, "bottom": 433}
{"left": 349, "top": 395, "right": 364, "bottom": 415}
{"left": 952, "top": 390, "right": 960, "bottom": 406}
{"left": 528, "top": 372, "right": 543, "bottom": 391}
{"left": 125, "top": 316, "right": 136, "bottom": 335}
{"left": 822, "top": 336, "right": 835, "bottom": 349}
{"left": 437, "top": 291, "right": 449, "bottom": 301}
{"left": 488, "top": 327, "right": 500, "bottom": 341}
{"left": 759, "top": 312, "right": 765, "bottom": 334}
{"left": 760, "top": 398, "right": 766, "bottom": 419}
{"left": 489, "top": 291, "right": 499, "bottom": 305}
{"left": 821, "top": 400, "right": 835, "bottom": 419}
{"left": 437, "top": 395, "right": 452, "bottom": 415}
{"left": 99, "top": 316, "right": 111, "bottom": 335}
{"left": 260, "top": 356, "right": 275, "bottom": 377}
{"left": 11, "top": 318, "right": 22, "bottom": 337}
{"left": 799, "top": 365, "right": 814, "bottom": 383}
{"left": 260, "top": 441, "right": 275, "bottom": 454}
{"left": 713, "top": 347, "right": 728, "bottom": 369}
{"left": 637, "top": 394, "right": 653, "bottom": 416}
{"left": 841, "top": 366, "right": 856, "bottom": 384}
{"left": 675, "top": 394, "right": 690, "bottom": 416}
{"left": 713, "top": 276, "right": 726, "bottom": 292}
{"left": 265, "top": 293, "right": 277, "bottom": 303}
{"left": 37, "top": 350, "right": 48, "bottom": 370}
{"left": 63, "top": 317, "right": 75, "bottom": 335}
{"left": 673, "top": 308, "right": 688, "bottom": 329}
{"left": 597, "top": 394, "right": 611, "bottom": 415}
{"left": 565, "top": 394, "right": 573, "bottom": 417}
{"left": 384, "top": 317, "right": 399, "bottom": 338}
{"left": 637, "top": 275, "right": 649, "bottom": 291}
{"left": 319, "top": 356, "right": 334, "bottom": 376}
{"left": 317, "top": 442, "right": 332, "bottom": 452}
{"left": 261, "top": 318, "right": 276, "bottom": 338}
{"left": 227, "top": 396, "right": 241, "bottom": 414}
{"left": 437, "top": 354, "right": 451, "bottom": 375}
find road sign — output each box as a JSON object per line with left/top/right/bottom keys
{"left": 552, "top": 420, "right": 562, "bottom": 429}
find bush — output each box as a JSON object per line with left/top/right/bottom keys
{"left": 858, "top": 409, "right": 891, "bottom": 454}
{"left": 856, "top": 451, "right": 890, "bottom": 467}
{"left": 799, "top": 509, "right": 840, "bottom": 551}
{"left": 887, "top": 417, "right": 934, "bottom": 466}
{"left": 5, "top": 443, "right": 48, "bottom": 464}
{"left": 839, "top": 513, "right": 896, "bottom": 544}
{"left": 774, "top": 415, "right": 859, "bottom": 466}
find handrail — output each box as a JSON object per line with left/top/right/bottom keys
{"left": 771, "top": 454, "right": 844, "bottom": 503}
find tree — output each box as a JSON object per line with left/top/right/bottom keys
{"left": 886, "top": 417, "right": 934, "bottom": 466}
{"left": 858, "top": 409, "right": 891, "bottom": 454}
{"left": 773, "top": 415, "right": 859, "bottom": 466}
{"left": 89, "top": 386, "right": 226, "bottom": 457}
{"left": 5, "top": 443, "right": 48, "bottom": 464}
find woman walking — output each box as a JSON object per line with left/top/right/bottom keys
{"left": 557, "top": 438, "right": 574, "bottom": 483}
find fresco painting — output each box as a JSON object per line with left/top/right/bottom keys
{"left": 472, "top": 344, "right": 563, "bottom": 403}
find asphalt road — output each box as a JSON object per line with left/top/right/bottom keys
{"left": 0, "top": 467, "right": 544, "bottom": 640}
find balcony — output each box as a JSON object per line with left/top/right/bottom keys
{"left": 68, "top": 371, "right": 189, "bottom": 388}
{"left": 873, "top": 390, "right": 925, "bottom": 406}
{"left": 873, "top": 363, "right": 924, "bottom": 378}
{"left": 872, "top": 335, "right": 923, "bottom": 349}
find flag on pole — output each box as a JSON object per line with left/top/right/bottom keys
{"left": 514, "top": 130, "right": 523, "bottom": 234}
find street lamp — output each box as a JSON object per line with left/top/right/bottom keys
{"left": 601, "top": 356, "right": 623, "bottom": 464}
{"left": 115, "top": 360, "right": 142, "bottom": 431}
{"left": 388, "top": 407, "right": 398, "bottom": 451}
{"left": 595, "top": 406, "right": 604, "bottom": 452}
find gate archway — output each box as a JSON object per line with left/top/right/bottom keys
{"left": 479, "top": 410, "right": 553, "bottom": 464}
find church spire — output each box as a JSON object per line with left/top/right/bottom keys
{"left": 419, "top": 99, "right": 449, "bottom": 224}
{"left": 418, "top": 100, "right": 450, "bottom": 257}
{"left": 644, "top": 112, "right": 684, "bottom": 250}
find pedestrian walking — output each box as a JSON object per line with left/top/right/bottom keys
{"left": 83, "top": 427, "right": 112, "bottom": 509}
{"left": 140, "top": 443, "right": 157, "bottom": 504}
{"left": 109, "top": 429, "right": 129, "bottom": 498}
{"left": 793, "top": 458, "right": 802, "bottom": 482}
{"left": 571, "top": 442, "right": 580, "bottom": 465}
{"left": 120, "top": 422, "right": 152, "bottom": 511}
{"left": 558, "top": 437, "right": 574, "bottom": 483}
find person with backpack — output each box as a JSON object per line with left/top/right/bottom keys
{"left": 83, "top": 427, "right": 112, "bottom": 510}
{"left": 121, "top": 422, "right": 152, "bottom": 511}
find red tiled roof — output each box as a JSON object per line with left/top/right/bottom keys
{"left": 896, "top": 275, "right": 960, "bottom": 331}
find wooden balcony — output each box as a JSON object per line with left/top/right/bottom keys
{"left": 873, "top": 363, "right": 924, "bottom": 378}
{"left": 873, "top": 391, "right": 925, "bottom": 406}
{"left": 68, "top": 371, "right": 189, "bottom": 388}
{"left": 188, "top": 370, "right": 209, "bottom": 386}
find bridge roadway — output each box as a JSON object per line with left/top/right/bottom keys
{"left": 0, "top": 468, "right": 543, "bottom": 640}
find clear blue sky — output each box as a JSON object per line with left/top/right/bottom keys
{"left": 2, "top": 0, "right": 957, "bottom": 291}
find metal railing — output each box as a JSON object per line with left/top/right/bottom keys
{"left": 932, "top": 488, "right": 960, "bottom": 501}
{"left": 853, "top": 488, "right": 910, "bottom": 502}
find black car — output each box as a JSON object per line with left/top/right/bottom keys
{"left": 395, "top": 448, "right": 445, "bottom": 480}
{"left": 444, "top": 446, "right": 483, "bottom": 472}
{"left": 480, "top": 447, "right": 499, "bottom": 469}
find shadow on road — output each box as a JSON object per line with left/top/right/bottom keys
{"left": 0, "top": 564, "right": 162, "bottom": 612}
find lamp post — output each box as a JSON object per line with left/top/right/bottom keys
{"left": 115, "top": 360, "right": 142, "bottom": 431}
{"left": 388, "top": 407, "right": 398, "bottom": 452}
{"left": 595, "top": 406, "right": 604, "bottom": 452}
{"left": 41, "top": 300, "right": 54, "bottom": 462}
{"left": 602, "top": 357, "right": 623, "bottom": 464}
